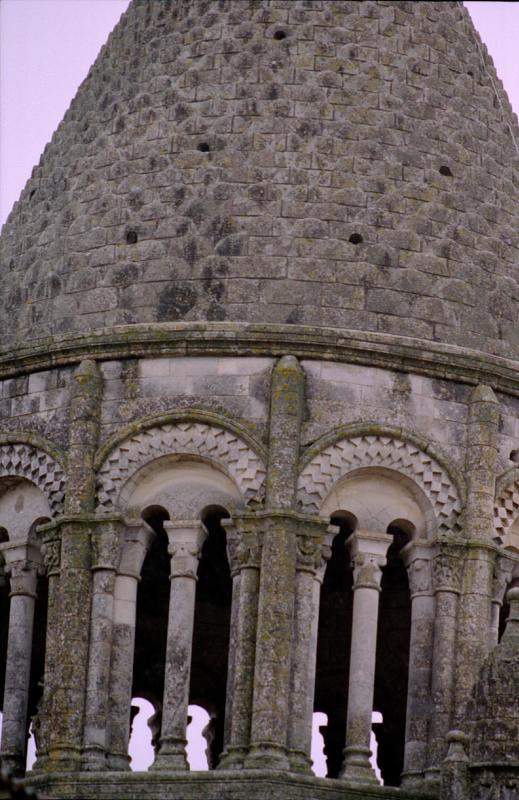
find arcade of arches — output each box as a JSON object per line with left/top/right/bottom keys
{"left": 0, "top": 358, "right": 517, "bottom": 798}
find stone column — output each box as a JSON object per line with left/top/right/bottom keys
{"left": 426, "top": 543, "right": 463, "bottom": 782}
{"left": 47, "top": 359, "right": 103, "bottom": 771}
{"left": 218, "top": 518, "right": 261, "bottom": 770}
{"left": 247, "top": 355, "right": 305, "bottom": 769}
{"left": 32, "top": 525, "right": 61, "bottom": 772}
{"left": 0, "top": 544, "right": 40, "bottom": 775}
{"left": 340, "top": 530, "right": 392, "bottom": 785}
{"left": 107, "top": 521, "right": 155, "bottom": 770}
{"left": 488, "top": 555, "right": 513, "bottom": 650}
{"left": 287, "top": 521, "right": 332, "bottom": 773}
{"left": 400, "top": 541, "right": 435, "bottom": 787}
{"left": 453, "top": 384, "right": 500, "bottom": 726}
{"left": 83, "top": 520, "right": 124, "bottom": 769}
{"left": 152, "top": 520, "right": 206, "bottom": 771}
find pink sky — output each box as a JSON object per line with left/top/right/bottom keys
{"left": 1, "top": 1, "right": 519, "bottom": 228}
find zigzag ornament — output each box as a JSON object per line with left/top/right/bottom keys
{"left": 298, "top": 435, "right": 461, "bottom": 533}
{"left": 0, "top": 443, "right": 65, "bottom": 516}
{"left": 96, "top": 422, "right": 266, "bottom": 509}
{"left": 494, "top": 481, "right": 519, "bottom": 540}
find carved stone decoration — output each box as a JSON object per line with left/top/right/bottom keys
{"left": 96, "top": 422, "right": 266, "bottom": 509}
{"left": 295, "top": 535, "right": 331, "bottom": 576}
{"left": 432, "top": 548, "right": 464, "bottom": 593}
{"left": 298, "top": 434, "right": 461, "bottom": 533}
{"left": 494, "top": 473, "right": 519, "bottom": 542}
{"left": 0, "top": 443, "right": 65, "bottom": 516}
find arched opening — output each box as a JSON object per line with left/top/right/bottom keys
{"left": 0, "top": 478, "right": 49, "bottom": 775}
{"left": 186, "top": 704, "right": 210, "bottom": 770}
{"left": 311, "top": 711, "right": 327, "bottom": 777}
{"left": 373, "top": 521, "right": 412, "bottom": 787}
{"left": 314, "top": 511, "right": 356, "bottom": 778}
{"left": 132, "top": 506, "right": 170, "bottom": 764}
{"left": 189, "top": 506, "right": 232, "bottom": 769}
{"left": 128, "top": 696, "right": 155, "bottom": 771}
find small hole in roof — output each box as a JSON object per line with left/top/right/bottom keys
{"left": 439, "top": 165, "right": 453, "bottom": 177}
{"left": 126, "top": 230, "right": 138, "bottom": 245}
{"left": 197, "top": 142, "right": 210, "bottom": 153}
{"left": 29, "top": 189, "right": 37, "bottom": 199}
{"left": 467, "top": 70, "right": 474, "bottom": 77}
{"left": 349, "top": 233, "right": 363, "bottom": 245}
{"left": 510, "top": 449, "right": 519, "bottom": 464}
{"left": 273, "top": 30, "right": 287, "bottom": 40}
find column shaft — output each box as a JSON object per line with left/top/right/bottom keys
{"left": 0, "top": 557, "right": 38, "bottom": 775}
{"left": 83, "top": 522, "right": 123, "bottom": 769}
{"left": 287, "top": 528, "right": 330, "bottom": 772}
{"left": 340, "top": 531, "right": 391, "bottom": 785}
{"left": 401, "top": 544, "right": 434, "bottom": 787}
{"left": 247, "top": 514, "right": 296, "bottom": 769}
{"left": 152, "top": 522, "right": 205, "bottom": 771}
{"left": 426, "top": 546, "right": 462, "bottom": 781}
{"left": 107, "top": 524, "right": 154, "bottom": 770}
{"left": 219, "top": 521, "right": 261, "bottom": 769}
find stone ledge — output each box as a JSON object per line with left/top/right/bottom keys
{"left": 0, "top": 323, "right": 518, "bottom": 396}
{"left": 25, "top": 770, "right": 437, "bottom": 800}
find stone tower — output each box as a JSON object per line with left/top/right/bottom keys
{"left": 0, "top": 1, "right": 518, "bottom": 799}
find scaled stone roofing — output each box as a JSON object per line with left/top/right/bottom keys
{"left": 1, "top": 0, "right": 518, "bottom": 358}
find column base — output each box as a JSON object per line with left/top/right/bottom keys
{"left": 151, "top": 736, "right": 189, "bottom": 771}
{"left": 0, "top": 752, "right": 24, "bottom": 777}
{"left": 82, "top": 745, "right": 108, "bottom": 771}
{"left": 400, "top": 770, "right": 427, "bottom": 790}
{"left": 339, "top": 745, "right": 379, "bottom": 785}
{"left": 45, "top": 745, "right": 83, "bottom": 772}
{"left": 424, "top": 766, "right": 441, "bottom": 786}
{"left": 244, "top": 742, "right": 290, "bottom": 770}
{"left": 288, "top": 748, "right": 313, "bottom": 774}
{"left": 217, "top": 746, "right": 248, "bottom": 770}
{"left": 106, "top": 751, "right": 131, "bottom": 771}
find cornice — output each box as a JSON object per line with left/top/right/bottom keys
{"left": 0, "top": 322, "right": 518, "bottom": 396}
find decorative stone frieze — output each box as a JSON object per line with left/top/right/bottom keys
{"left": 494, "top": 468, "right": 519, "bottom": 542}
{"left": 97, "top": 422, "right": 266, "bottom": 510}
{"left": 298, "top": 434, "right": 462, "bottom": 533}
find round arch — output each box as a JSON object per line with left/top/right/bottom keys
{"left": 297, "top": 427, "right": 463, "bottom": 536}
{"left": 96, "top": 419, "right": 266, "bottom": 511}
{"left": 0, "top": 440, "right": 65, "bottom": 517}
{"left": 495, "top": 467, "right": 519, "bottom": 552}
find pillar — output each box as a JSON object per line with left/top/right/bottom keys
{"left": 400, "top": 541, "right": 435, "bottom": 787}
{"left": 32, "top": 526, "right": 61, "bottom": 771}
{"left": 453, "top": 384, "right": 500, "bottom": 725}
{"left": 488, "top": 555, "right": 513, "bottom": 650}
{"left": 0, "top": 544, "right": 40, "bottom": 775}
{"left": 47, "top": 359, "right": 103, "bottom": 770}
{"left": 152, "top": 520, "right": 206, "bottom": 771}
{"left": 287, "top": 522, "right": 332, "bottom": 773}
{"left": 83, "top": 520, "right": 124, "bottom": 769}
{"left": 247, "top": 355, "right": 305, "bottom": 769}
{"left": 107, "top": 521, "right": 155, "bottom": 770}
{"left": 340, "top": 530, "right": 392, "bottom": 785}
{"left": 218, "top": 517, "right": 261, "bottom": 769}
{"left": 426, "top": 543, "right": 463, "bottom": 782}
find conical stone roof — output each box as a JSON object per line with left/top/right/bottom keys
{"left": 1, "top": 0, "right": 519, "bottom": 364}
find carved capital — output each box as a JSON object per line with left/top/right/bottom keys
{"left": 5, "top": 560, "right": 39, "bottom": 597}
{"left": 225, "top": 518, "right": 262, "bottom": 574}
{"left": 40, "top": 532, "right": 61, "bottom": 576}
{"left": 491, "top": 555, "right": 514, "bottom": 605}
{"left": 349, "top": 530, "right": 392, "bottom": 591}
{"left": 295, "top": 534, "right": 331, "bottom": 579}
{"left": 401, "top": 542, "right": 434, "bottom": 597}
{"left": 91, "top": 523, "right": 124, "bottom": 571}
{"left": 432, "top": 546, "right": 463, "bottom": 593}
{"left": 164, "top": 521, "right": 206, "bottom": 580}
{"left": 118, "top": 521, "right": 155, "bottom": 578}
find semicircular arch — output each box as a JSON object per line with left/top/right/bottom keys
{"left": 297, "top": 426, "right": 463, "bottom": 535}
{"left": 0, "top": 438, "right": 66, "bottom": 517}
{"left": 96, "top": 419, "right": 266, "bottom": 510}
